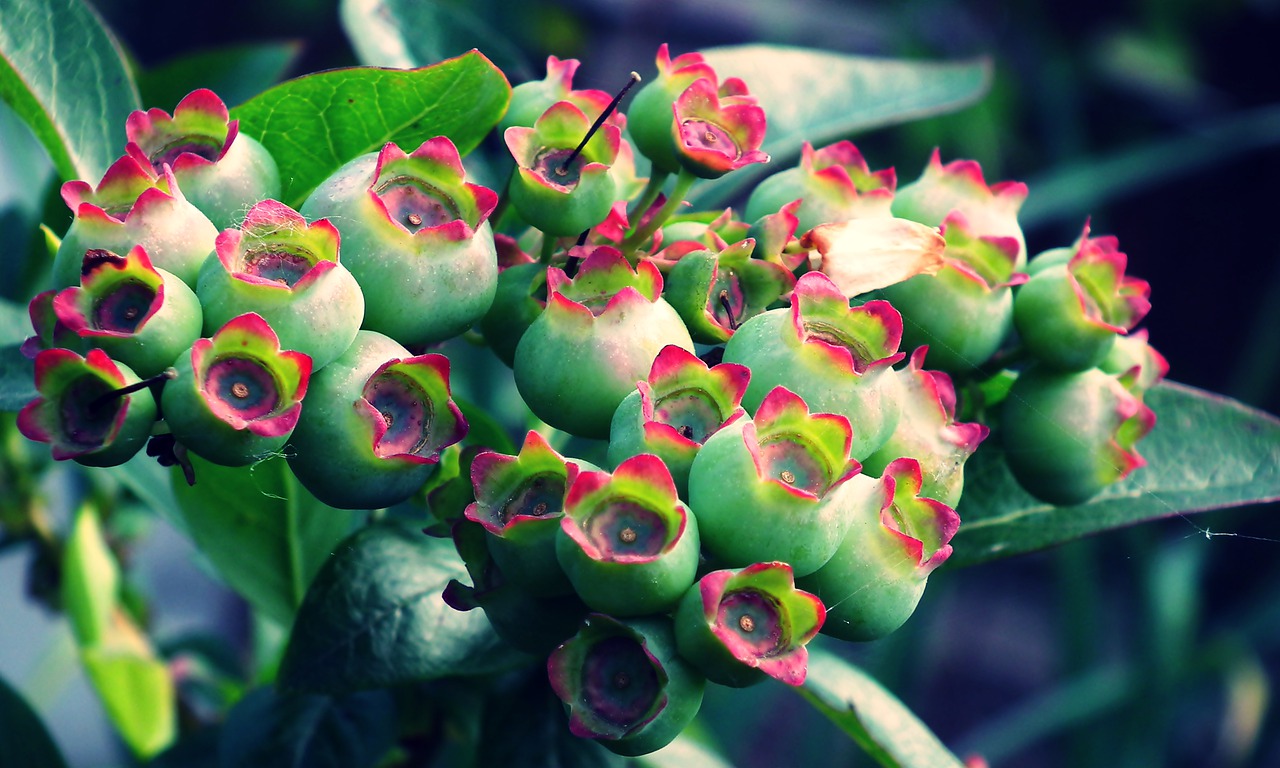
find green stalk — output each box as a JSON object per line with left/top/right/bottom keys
{"left": 621, "top": 168, "right": 697, "bottom": 257}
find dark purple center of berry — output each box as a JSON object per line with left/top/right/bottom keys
{"left": 652, "top": 388, "right": 722, "bottom": 444}
{"left": 204, "top": 357, "right": 280, "bottom": 421}
{"left": 679, "top": 119, "right": 740, "bottom": 159}
{"left": 717, "top": 589, "right": 786, "bottom": 659}
{"left": 584, "top": 499, "right": 668, "bottom": 559}
{"left": 500, "top": 473, "right": 566, "bottom": 524}
{"left": 758, "top": 436, "right": 829, "bottom": 495}
{"left": 375, "top": 177, "right": 458, "bottom": 233}
{"left": 531, "top": 148, "right": 585, "bottom": 192}
{"left": 59, "top": 375, "right": 121, "bottom": 450}
{"left": 710, "top": 270, "right": 746, "bottom": 330}
{"left": 92, "top": 280, "right": 155, "bottom": 334}
{"left": 362, "top": 371, "right": 434, "bottom": 458}
{"left": 149, "top": 136, "right": 223, "bottom": 169}
{"left": 801, "top": 320, "right": 874, "bottom": 373}
{"left": 243, "top": 247, "right": 315, "bottom": 287}
{"left": 580, "top": 635, "right": 661, "bottom": 730}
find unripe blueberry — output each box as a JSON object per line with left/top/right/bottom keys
{"left": 514, "top": 246, "right": 694, "bottom": 439}
{"left": 798, "top": 458, "right": 959, "bottom": 642}
{"left": 687, "top": 386, "right": 862, "bottom": 576}
{"left": 607, "top": 344, "right": 749, "bottom": 499}
{"left": 744, "top": 140, "right": 895, "bottom": 234}
{"left": 125, "top": 88, "right": 281, "bottom": 229}
{"left": 861, "top": 347, "right": 989, "bottom": 508}
{"left": 196, "top": 199, "right": 363, "bottom": 370}
{"left": 661, "top": 238, "right": 795, "bottom": 344}
{"left": 505, "top": 101, "right": 620, "bottom": 237}
{"left": 555, "top": 454, "right": 700, "bottom": 616}
{"left": 673, "top": 562, "right": 825, "bottom": 688}
{"left": 1014, "top": 222, "right": 1151, "bottom": 372}
{"left": 548, "top": 614, "right": 705, "bottom": 756}
{"left": 723, "top": 271, "right": 905, "bottom": 460}
{"left": 288, "top": 330, "right": 467, "bottom": 509}
{"left": 878, "top": 211, "right": 1027, "bottom": 374}
{"left": 53, "top": 155, "right": 218, "bottom": 289}
{"left": 300, "top": 138, "right": 498, "bottom": 347}
{"left": 1001, "top": 365, "right": 1155, "bottom": 506}
{"left": 17, "top": 348, "right": 157, "bottom": 467}
{"left": 51, "top": 246, "right": 202, "bottom": 379}
{"left": 891, "top": 149, "right": 1028, "bottom": 269}
{"left": 162, "top": 313, "right": 311, "bottom": 467}
{"left": 465, "top": 430, "right": 598, "bottom": 598}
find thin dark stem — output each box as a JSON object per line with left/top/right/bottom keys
{"left": 718, "top": 290, "right": 740, "bottom": 330}
{"left": 91, "top": 367, "right": 176, "bottom": 410}
{"left": 560, "top": 71, "right": 641, "bottom": 172}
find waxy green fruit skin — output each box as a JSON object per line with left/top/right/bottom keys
{"left": 1013, "top": 265, "right": 1116, "bottom": 372}
{"left": 723, "top": 308, "right": 902, "bottom": 461}
{"left": 555, "top": 510, "right": 700, "bottom": 617}
{"left": 196, "top": 255, "right": 365, "bottom": 373}
{"left": 687, "top": 419, "right": 852, "bottom": 577}
{"left": 287, "top": 331, "right": 434, "bottom": 510}
{"left": 1001, "top": 366, "right": 1150, "bottom": 506}
{"left": 513, "top": 297, "right": 694, "bottom": 440}
{"left": 672, "top": 586, "right": 766, "bottom": 688}
{"left": 161, "top": 351, "right": 289, "bottom": 468}
{"left": 76, "top": 266, "right": 203, "bottom": 380}
{"left": 299, "top": 152, "right": 498, "bottom": 348}
{"left": 549, "top": 615, "right": 706, "bottom": 757}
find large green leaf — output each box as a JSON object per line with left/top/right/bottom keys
{"left": 218, "top": 687, "right": 396, "bottom": 768}
{"left": 170, "top": 455, "right": 357, "bottom": 625}
{"left": 0, "top": 674, "right": 69, "bottom": 768}
{"left": 692, "top": 46, "right": 992, "bottom": 207}
{"left": 277, "top": 523, "right": 513, "bottom": 693}
{"left": 0, "top": 0, "right": 140, "bottom": 183}
{"left": 952, "top": 381, "right": 1280, "bottom": 566}
{"left": 232, "top": 52, "right": 511, "bottom": 208}
{"left": 796, "top": 645, "right": 965, "bottom": 768}
{"left": 0, "top": 343, "right": 34, "bottom": 412}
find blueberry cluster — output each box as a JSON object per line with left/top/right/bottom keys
{"left": 16, "top": 45, "right": 1163, "bottom": 756}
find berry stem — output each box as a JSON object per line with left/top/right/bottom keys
{"left": 621, "top": 168, "right": 697, "bottom": 254}
{"left": 559, "top": 72, "right": 641, "bottom": 173}
{"left": 90, "top": 367, "right": 177, "bottom": 410}
{"left": 627, "top": 170, "right": 669, "bottom": 224}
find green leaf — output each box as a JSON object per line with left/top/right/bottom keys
{"left": 458, "top": 395, "right": 517, "bottom": 454}
{"left": 0, "top": 673, "right": 69, "bottom": 768}
{"left": 692, "top": 45, "right": 991, "bottom": 207}
{"left": 474, "top": 666, "right": 622, "bottom": 768}
{"left": 170, "top": 454, "right": 357, "bottom": 625}
{"left": 952, "top": 381, "right": 1280, "bottom": 566}
{"left": 278, "top": 523, "right": 514, "bottom": 694}
{"left": 138, "top": 42, "right": 302, "bottom": 114}
{"left": 82, "top": 647, "right": 176, "bottom": 759}
{"left": 796, "top": 646, "right": 965, "bottom": 768}
{"left": 0, "top": 343, "right": 35, "bottom": 413}
{"left": 0, "top": 0, "right": 140, "bottom": 183}
{"left": 232, "top": 52, "right": 511, "bottom": 208}
{"left": 218, "top": 687, "right": 396, "bottom": 768}
{"left": 340, "top": 0, "right": 532, "bottom": 81}
{"left": 61, "top": 504, "right": 119, "bottom": 647}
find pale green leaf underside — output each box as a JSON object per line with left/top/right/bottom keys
{"left": 693, "top": 45, "right": 992, "bottom": 207}
{"left": 952, "top": 381, "right": 1280, "bottom": 566}
{"left": 0, "top": 0, "right": 139, "bottom": 183}
{"left": 798, "top": 645, "right": 966, "bottom": 768}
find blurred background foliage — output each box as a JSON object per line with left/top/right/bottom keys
{"left": 3, "top": 0, "right": 1279, "bottom": 766}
